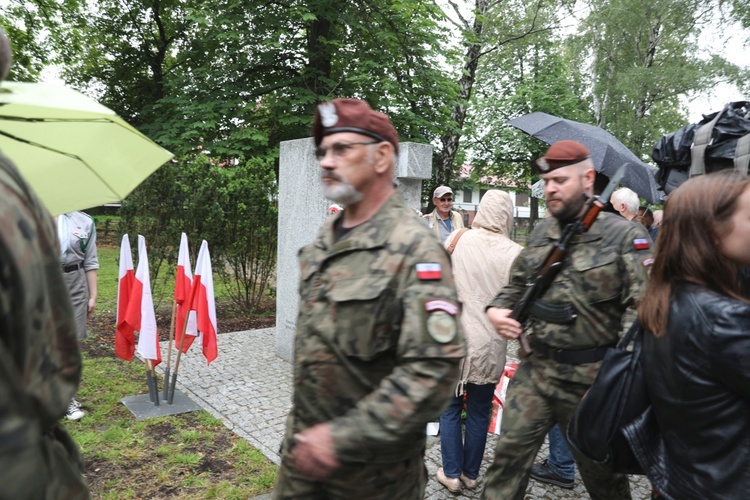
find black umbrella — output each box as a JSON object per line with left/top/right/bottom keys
{"left": 507, "top": 112, "right": 663, "bottom": 203}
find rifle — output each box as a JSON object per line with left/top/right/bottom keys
{"left": 511, "top": 164, "right": 627, "bottom": 355}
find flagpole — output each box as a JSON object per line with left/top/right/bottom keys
{"left": 169, "top": 316, "right": 187, "bottom": 404}
{"left": 150, "top": 359, "right": 160, "bottom": 406}
{"left": 169, "top": 280, "right": 199, "bottom": 404}
{"left": 163, "top": 299, "right": 177, "bottom": 401}
{"left": 144, "top": 355, "right": 156, "bottom": 403}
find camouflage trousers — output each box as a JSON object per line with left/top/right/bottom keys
{"left": 272, "top": 449, "right": 427, "bottom": 499}
{"left": 481, "top": 357, "right": 632, "bottom": 500}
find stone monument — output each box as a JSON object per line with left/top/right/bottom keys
{"left": 275, "top": 138, "right": 433, "bottom": 361}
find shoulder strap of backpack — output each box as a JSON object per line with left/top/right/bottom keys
{"left": 689, "top": 106, "right": 727, "bottom": 177}
{"left": 734, "top": 133, "right": 750, "bottom": 176}
{"left": 446, "top": 227, "right": 469, "bottom": 255}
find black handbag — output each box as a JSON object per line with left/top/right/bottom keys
{"left": 567, "top": 320, "right": 649, "bottom": 474}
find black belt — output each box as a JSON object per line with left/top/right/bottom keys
{"left": 62, "top": 263, "right": 83, "bottom": 273}
{"left": 531, "top": 340, "right": 612, "bottom": 364}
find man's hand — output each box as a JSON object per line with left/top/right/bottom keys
{"left": 87, "top": 297, "right": 96, "bottom": 315}
{"left": 291, "top": 423, "right": 341, "bottom": 480}
{"left": 487, "top": 307, "right": 523, "bottom": 339}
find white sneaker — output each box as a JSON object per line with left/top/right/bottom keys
{"left": 66, "top": 400, "right": 85, "bottom": 420}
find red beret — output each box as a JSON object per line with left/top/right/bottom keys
{"left": 313, "top": 98, "right": 399, "bottom": 154}
{"left": 535, "top": 140, "right": 591, "bottom": 173}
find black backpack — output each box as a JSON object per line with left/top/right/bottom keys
{"left": 652, "top": 101, "right": 750, "bottom": 194}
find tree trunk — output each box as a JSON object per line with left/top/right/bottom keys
{"left": 436, "top": 0, "right": 489, "bottom": 188}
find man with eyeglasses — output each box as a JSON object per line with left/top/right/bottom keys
{"left": 427, "top": 186, "right": 464, "bottom": 244}
{"left": 273, "top": 98, "right": 465, "bottom": 499}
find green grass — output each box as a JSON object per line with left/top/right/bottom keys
{"left": 68, "top": 354, "right": 278, "bottom": 498}
{"left": 79, "top": 221, "right": 278, "bottom": 497}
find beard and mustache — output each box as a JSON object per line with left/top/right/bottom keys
{"left": 546, "top": 191, "right": 587, "bottom": 222}
{"left": 321, "top": 172, "right": 363, "bottom": 206}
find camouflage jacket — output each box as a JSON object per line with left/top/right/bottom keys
{"left": 0, "top": 153, "right": 86, "bottom": 497}
{"left": 490, "top": 212, "right": 652, "bottom": 351}
{"left": 288, "top": 192, "right": 465, "bottom": 464}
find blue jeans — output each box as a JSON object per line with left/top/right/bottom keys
{"left": 439, "top": 382, "right": 495, "bottom": 480}
{"left": 547, "top": 423, "right": 575, "bottom": 480}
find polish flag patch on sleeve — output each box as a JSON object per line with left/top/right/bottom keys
{"left": 424, "top": 299, "right": 458, "bottom": 316}
{"left": 633, "top": 238, "right": 650, "bottom": 250}
{"left": 416, "top": 262, "right": 442, "bottom": 280}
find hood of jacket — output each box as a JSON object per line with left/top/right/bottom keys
{"left": 472, "top": 190, "right": 513, "bottom": 236}
{"left": 444, "top": 190, "right": 522, "bottom": 388}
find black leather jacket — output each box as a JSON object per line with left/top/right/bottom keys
{"left": 632, "top": 283, "right": 750, "bottom": 499}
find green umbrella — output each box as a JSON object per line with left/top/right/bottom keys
{"left": 0, "top": 81, "right": 173, "bottom": 215}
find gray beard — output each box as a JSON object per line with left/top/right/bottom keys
{"left": 323, "top": 182, "right": 363, "bottom": 206}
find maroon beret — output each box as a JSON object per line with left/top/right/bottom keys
{"left": 313, "top": 98, "right": 399, "bottom": 154}
{"left": 534, "top": 140, "right": 591, "bottom": 173}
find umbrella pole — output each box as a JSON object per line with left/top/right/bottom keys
{"left": 163, "top": 300, "right": 177, "bottom": 402}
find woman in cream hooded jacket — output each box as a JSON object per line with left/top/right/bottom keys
{"left": 436, "top": 190, "right": 523, "bottom": 492}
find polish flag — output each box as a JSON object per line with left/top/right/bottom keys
{"left": 192, "top": 240, "right": 218, "bottom": 364}
{"left": 115, "top": 234, "right": 136, "bottom": 361}
{"left": 174, "top": 233, "right": 198, "bottom": 352}
{"left": 125, "top": 235, "right": 162, "bottom": 365}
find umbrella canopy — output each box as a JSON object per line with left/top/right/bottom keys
{"left": 0, "top": 81, "right": 173, "bottom": 215}
{"left": 507, "top": 112, "right": 663, "bottom": 203}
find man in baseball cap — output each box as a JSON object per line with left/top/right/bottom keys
{"left": 428, "top": 185, "right": 464, "bottom": 244}
{"left": 274, "top": 99, "right": 464, "bottom": 498}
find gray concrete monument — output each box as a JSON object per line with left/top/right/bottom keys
{"left": 275, "top": 139, "right": 433, "bottom": 361}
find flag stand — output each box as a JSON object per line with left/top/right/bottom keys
{"left": 121, "top": 388, "right": 201, "bottom": 420}
{"left": 122, "top": 347, "right": 200, "bottom": 419}
{"left": 118, "top": 233, "right": 209, "bottom": 420}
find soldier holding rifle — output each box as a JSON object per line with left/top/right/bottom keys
{"left": 482, "top": 140, "right": 652, "bottom": 500}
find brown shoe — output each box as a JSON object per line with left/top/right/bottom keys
{"left": 437, "top": 467, "right": 461, "bottom": 493}
{"left": 460, "top": 473, "right": 477, "bottom": 490}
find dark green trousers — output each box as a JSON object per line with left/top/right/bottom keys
{"left": 481, "top": 357, "right": 632, "bottom": 500}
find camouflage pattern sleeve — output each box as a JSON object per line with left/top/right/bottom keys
{"left": 0, "top": 153, "right": 81, "bottom": 430}
{"left": 327, "top": 230, "right": 465, "bottom": 463}
{"left": 615, "top": 222, "right": 653, "bottom": 338}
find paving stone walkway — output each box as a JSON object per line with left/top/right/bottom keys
{"left": 158, "top": 328, "right": 652, "bottom": 499}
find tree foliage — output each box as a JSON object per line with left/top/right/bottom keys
{"left": 571, "top": 0, "right": 735, "bottom": 159}
{"left": 2, "top": 0, "right": 459, "bottom": 314}
{"left": 3, "top": 0, "right": 750, "bottom": 312}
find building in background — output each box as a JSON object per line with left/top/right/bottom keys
{"left": 446, "top": 165, "right": 545, "bottom": 230}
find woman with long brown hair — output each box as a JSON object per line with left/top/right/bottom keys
{"left": 634, "top": 170, "right": 750, "bottom": 499}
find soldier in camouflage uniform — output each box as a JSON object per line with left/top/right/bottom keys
{"left": 273, "top": 98, "right": 465, "bottom": 499}
{"left": 481, "top": 140, "right": 652, "bottom": 500}
{"left": 0, "top": 26, "right": 89, "bottom": 498}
